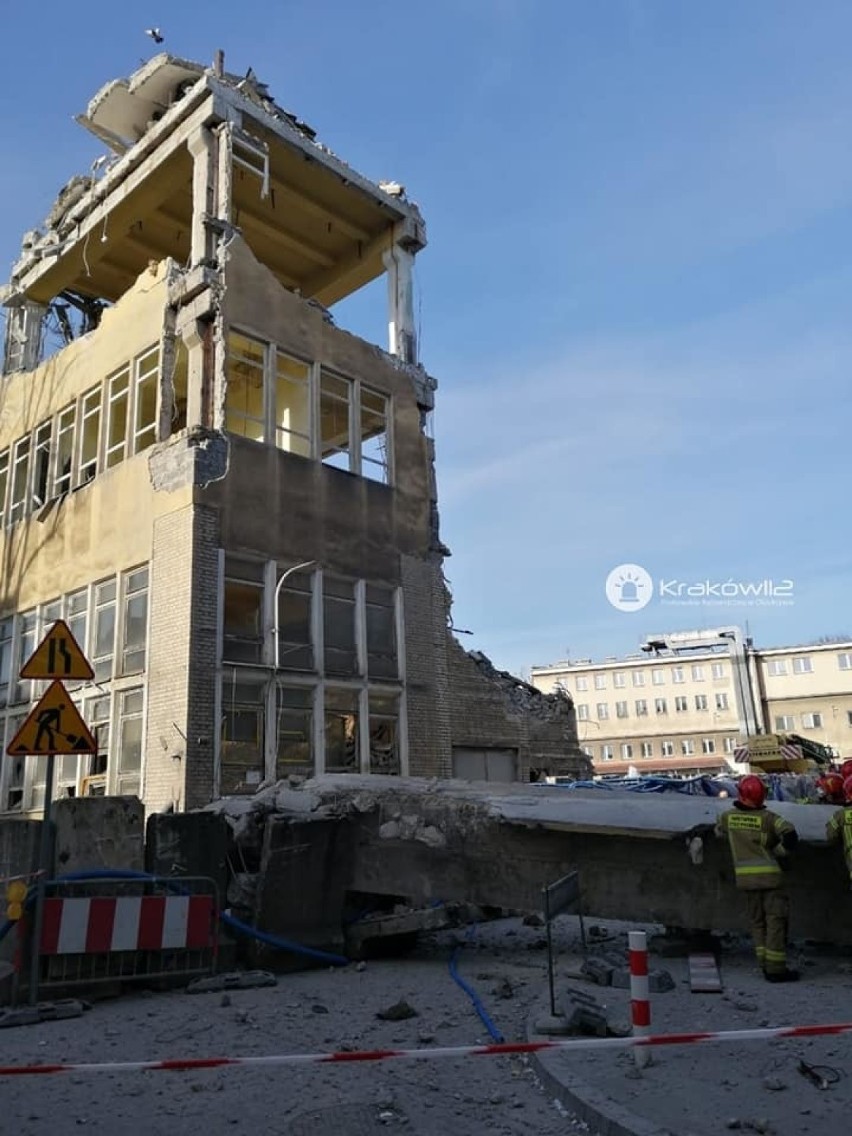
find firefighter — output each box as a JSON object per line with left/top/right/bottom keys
{"left": 825, "top": 775, "right": 852, "bottom": 888}
{"left": 815, "top": 771, "right": 845, "bottom": 805}
{"left": 715, "top": 774, "right": 800, "bottom": 983}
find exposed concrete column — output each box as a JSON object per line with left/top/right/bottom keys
{"left": 383, "top": 243, "right": 417, "bottom": 365}
{"left": 176, "top": 312, "right": 211, "bottom": 428}
{"left": 188, "top": 128, "right": 218, "bottom": 266}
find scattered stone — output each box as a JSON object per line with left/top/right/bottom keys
{"left": 523, "top": 913, "right": 544, "bottom": 927}
{"left": 733, "top": 1000, "right": 757, "bottom": 1012}
{"left": 186, "top": 971, "right": 276, "bottom": 994}
{"left": 762, "top": 1076, "right": 786, "bottom": 1092}
{"left": 580, "top": 958, "right": 614, "bottom": 986}
{"left": 725, "top": 1120, "right": 742, "bottom": 1130}
{"left": 311, "top": 1004, "right": 329, "bottom": 1014}
{"left": 376, "top": 999, "right": 418, "bottom": 1021}
{"left": 492, "top": 977, "right": 515, "bottom": 999}
{"left": 355, "top": 961, "right": 367, "bottom": 972}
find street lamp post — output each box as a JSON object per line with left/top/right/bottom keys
{"left": 272, "top": 561, "right": 317, "bottom": 668}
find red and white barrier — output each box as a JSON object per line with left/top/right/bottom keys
{"left": 628, "top": 929, "right": 650, "bottom": 1069}
{"left": 40, "top": 895, "right": 215, "bottom": 955}
{"left": 1, "top": 1021, "right": 852, "bottom": 1077}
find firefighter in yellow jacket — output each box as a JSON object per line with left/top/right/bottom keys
{"left": 826, "top": 775, "right": 852, "bottom": 888}
{"left": 715, "top": 775, "right": 799, "bottom": 983}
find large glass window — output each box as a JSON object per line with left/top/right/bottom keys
{"left": 105, "top": 366, "right": 130, "bottom": 469}
{"left": 78, "top": 387, "right": 101, "bottom": 484}
{"left": 223, "top": 558, "right": 264, "bottom": 664}
{"left": 0, "top": 448, "right": 8, "bottom": 527}
{"left": 54, "top": 404, "right": 75, "bottom": 497}
{"left": 122, "top": 567, "right": 149, "bottom": 674}
{"left": 92, "top": 579, "right": 117, "bottom": 683}
{"left": 323, "top": 576, "right": 357, "bottom": 675}
{"left": 13, "top": 610, "right": 37, "bottom": 704}
{"left": 220, "top": 675, "right": 266, "bottom": 793}
{"left": 275, "top": 686, "right": 313, "bottom": 779}
{"left": 366, "top": 585, "right": 397, "bottom": 679}
{"left": 369, "top": 693, "right": 400, "bottom": 774}
{"left": 133, "top": 348, "right": 159, "bottom": 453}
{"left": 9, "top": 437, "right": 30, "bottom": 525}
{"left": 325, "top": 688, "right": 359, "bottom": 772}
{"left": 275, "top": 353, "right": 311, "bottom": 457}
{"left": 84, "top": 693, "right": 111, "bottom": 784}
{"left": 360, "top": 388, "right": 390, "bottom": 484}
{"left": 32, "top": 422, "right": 51, "bottom": 508}
{"left": 320, "top": 372, "right": 351, "bottom": 471}
{"left": 116, "top": 688, "right": 144, "bottom": 795}
{"left": 276, "top": 568, "right": 313, "bottom": 670}
{"left": 225, "top": 333, "right": 265, "bottom": 442}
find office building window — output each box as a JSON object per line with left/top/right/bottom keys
{"left": 792, "top": 657, "right": 813, "bottom": 675}
{"left": 711, "top": 662, "right": 726, "bottom": 680}
{"left": 621, "top": 743, "right": 633, "bottom": 759}
{"left": 767, "top": 660, "right": 786, "bottom": 676}
{"left": 223, "top": 558, "right": 265, "bottom": 664}
{"left": 576, "top": 676, "right": 589, "bottom": 691}
{"left": 275, "top": 686, "right": 314, "bottom": 779}
{"left": 9, "top": 437, "right": 30, "bottom": 525}
{"left": 702, "top": 738, "right": 716, "bottom": 754}
{"left": 276, "top": 566, "right": 314, "bottom": 671}
{"left": 594, "top": 674, "right": 606, "bottom": 690}
{"left": 601, "top": 745, "right": 614, "bottom": 761}
{"left": 652, "top": 669, "right": 665, "bottom": 685}
{"left": 121, "top": 568, "right": 149, "bottom": 674}
{"left": 0, "top": 448, "right": 7, "bottom": 527}
{"left": 724, "top": 737, "right": 737, "bottom": 754}
{"left": 366, "top": 584, "right": 398, "bottom": 680}
{"left": 681, "top": 739, "right": 696, "bottom": 756}
{"left": 115, "top": 688, "right": 143, "bottom": 796}
{"left": 837, "top": 653, "right": 852, "bottom": 671}
{"left": 691, "top": 665, "right": 704, "bottom": 681}
{"left": 802, "top": 712, "right": 823, "bottom": 729}
{"left": 641, "top": 742, "right": 654, "bottom": 758}
{"left": 226, "top": 333, "right": 266, "bottom": 442}
{"left": 775, "top": 715, "right": 795, "bottom": 731}
{"left": 613, "top": 672, "right": 626, "bottom": 688}
{"left": 695, "top": 694, "right": 708, "bottom": 711}
{"left": 661, "top": 741, "right": 674, "bottom": 757}
{"left": 576, "top": 704, "right": 589, "bottom": 721}
{"left": 275, "top": 352, "right": 311, "bottom": 457}
{"left": 672, "top": 667, "right": 685, "bottom": 684}
{"left": 369, "top": 692, "right": 400, "bottom": 775}
{"left": 220, "top": 675, "right": 266, "bottom": 793}
{"left": 325, "top": 688, "right": 360, "bottom": 772}
{"left": 635, "top": 699, "right": 648, "bottom": 716}
{"left": 632, "top": 671, "right": 646, "bottom": 687}
{"left": 596, "top": 703, "right": 609, "bottom": 720}
{"left": 715, "top": 692, "right": 729, "bottom": 711}
{"left": 323, "top": 576, "right": 358, "bottom": 676}
{"left": 132, "top": 347, "right": 159, "bottom": 454}
{"left": 360, "top": 388, "right": 391, "bottom": 485}
{"left": 675, "top": 696, "right": 688, "bottom": 712}
{"left": 105, "top": 365, "right": 131, "bottom": 468}
{"left": 616, "top": 701, "right": 628, "bottom": 719}
{"left": 78, "top": 387, "right": 101, "bottom": 485}
{"left": 655, "top": 698, "right": 667, "bottom": 715}
{"left": 0, "top": 618, "right": 12, "bottom": 708}
{"left": 91, "top": 580, "right": 117, "bottom": 683}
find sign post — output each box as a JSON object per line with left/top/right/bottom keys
{"left": 6, "top": 622, "right": 95, "bottom": 1005}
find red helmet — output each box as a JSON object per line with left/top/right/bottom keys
{"left": 738, "top": 775, "right": 766, "bottom": 809}
{"left": 844, "top": 776, "right": 852, "bottom": 804}
{"left": 841, "top": 759, "right": 852, "bottom": 781}
{"left": 817, "top": 772, "right": 845, "bottom": 804}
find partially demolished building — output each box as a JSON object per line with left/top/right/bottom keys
{"left": 0, "top": 53, "right": 589, "bottom": 814}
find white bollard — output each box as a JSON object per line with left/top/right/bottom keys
{"left": 629, "top": 929, "right": 651, "bottom": 1069}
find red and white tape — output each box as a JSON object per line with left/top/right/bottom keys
{"left": 1, "top": 1022, "right": 851, "bottom": 1077}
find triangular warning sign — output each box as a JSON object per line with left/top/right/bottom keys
{"left": 6, "top": 681, "right": 97, "bottom": 757}
{"left": 20, "top": 620, "right": 94, "bottom": 681}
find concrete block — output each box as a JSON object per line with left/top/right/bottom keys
{"left": 145, "top": 810, "right": 229, "bottom": 899}
{"left": 559, "top": 988, "right": 609, "bottom": 1036}
{"left": 581, "top": 957, "right": 614, "bottom": 986}
{"left": 53, "top": 796, "right": 144, "bottom": 874}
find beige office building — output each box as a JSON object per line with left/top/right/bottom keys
{"left": 531, "top": 629, "right": 852, "bottom": 777}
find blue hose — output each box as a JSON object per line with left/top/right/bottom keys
{"left": 0, "top": 868, "right": 349, "bottom": 966}
{"left": 448, "top": 925, "right": 504, "bottom": 1043}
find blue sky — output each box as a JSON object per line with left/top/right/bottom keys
{"left": 1, "top": 1, "right": 850, "bottom": 675}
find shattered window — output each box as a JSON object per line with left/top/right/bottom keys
{"left": 360, "top": 388, "right": 390, "bottom": 484}
{"left": 0, "top": 448, "right": 8, "bottom": 527}
{"left": 320, "top": 371, "right": 352, "bottom": 471}
{"left": 170, "top": 341, "right": 189, "bottom": 433}
{"left": 368, "top": 693, "right": 400, "bottom": 775}
{"left": 133, "top": 347, "right": 159, "bottom": 454}
{"left": 366, "top": 584, "right": 397, "bottom": 679}
{"left": 84, "top": 694, "right": 111, "bottom": 783}
{"left": 276, "top": 567, "right": 313, "bottom": 670}
{"left": 323, "top": 576, "right": 357, "bottom": 675}
{"left": 78, "top": 387, "right": 101, "bottom": 485}
{"left": 223, "top": 581, "right": 264, "bottom": 664}
{"left": 226, "top": 332, "right": 266, "bottom": 442}
{"left": 105, "top": 365, "right": 130, "bottom": 468}
{"left": 32, "top": 422, "right": 51, "bottom": 509}
{"left": 220, "top": 674, "right": 266, "bottom": 793}
{"left": 324, "top": 688, "right": 359, "bottom": 773}
{"left": 275, "top": 353, "right": 311, "bottom": 457}
{"left": 275, "top": 685, "right": 313, "bottom": 778}
{"left": 9, "top": 436, "right": 30, "bottom": 524}
{"left": 54, "top": 404, "right": 75, "bottom": 497}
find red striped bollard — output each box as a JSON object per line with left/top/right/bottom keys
{"left": 629, "top": 929, "right": 651, "bottom": 1068}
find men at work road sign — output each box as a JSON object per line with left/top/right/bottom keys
{"left": 6, "top": 681, "right": 97, "bottom": 757}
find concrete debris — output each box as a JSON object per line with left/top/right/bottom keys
{"left": 611, "top": 966, "right": 676, "bottom": 993}
{"left": 559, "top": 989, "right": 609, "bottom": 1037}
{"left": 186, "top": 970, "right": 277, "bottom": 993}
{"left": 579, "top": 958, "right": 614, "bottom": 986}
{"left": 522, "top": 912, "right": 544, "bottom": 927}
{"left": 0, "top": 999, "right": 89, "bottom": 1028}
{"left": 466, "top": 650, "right": 574, "bottom": 722}
{"left": 376, "top": 999, "right": 418, "bottom": 1021}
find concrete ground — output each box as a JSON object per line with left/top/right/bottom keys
{"left": 1, "top": 915, "right": 850, "bottom": 1135}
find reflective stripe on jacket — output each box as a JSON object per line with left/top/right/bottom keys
{"left": 715, "top": 807, "right": 795, "bottom": 890}
{"left": 826, "top": 806, "right": 852, "bottom": 879}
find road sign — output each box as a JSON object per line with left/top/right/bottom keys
{"left": 20, "top": 620, "right": 94, "bottom": 681}
{"left": 5, "top": 681, "right": 97, "bottom": 757}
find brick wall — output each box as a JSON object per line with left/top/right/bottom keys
{"left": 401, "top": 554, "right": 452, "bottom": 777}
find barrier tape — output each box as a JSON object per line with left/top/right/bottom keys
{"left": 1, "top": 1021, "right": 852, "bottom": 1076}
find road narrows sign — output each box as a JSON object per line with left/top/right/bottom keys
{"left": 6, "top": 681, "right": 97, "bottom": 757}
{"left": 20, "top": 620, "right": 94, "bottom": 681}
